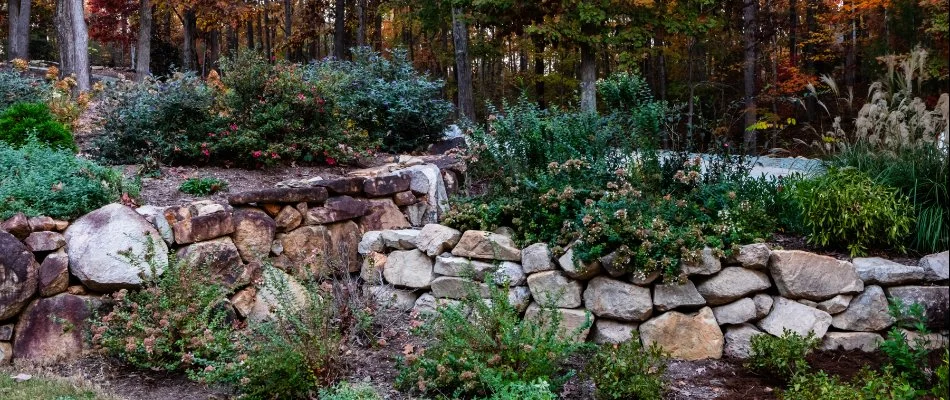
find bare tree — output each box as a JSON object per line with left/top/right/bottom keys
{"left": 135, "top": 0, "right": 152, "bottom": 81}
{"left": 55, "top": 0, "right": 90, "bottom": 91}
{"left": 742, "top": 0, "right": 758, "bottom": 152}
{"left": 7, "top": 0, "right": 31, "bottom": 60}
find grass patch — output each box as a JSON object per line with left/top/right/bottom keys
{"left": 0, "top": 372, "right": 115, "bottom": 400}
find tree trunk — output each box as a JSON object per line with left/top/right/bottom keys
{"left": 283, "top": 0, "right": 293, "bottom": 59}
{"left": 451, "top": 6, "right": 474, "bottom": 121}
{"left": 534, "top": 37, "right": 546, "bottom": 109}
{"left": 135, "top": 0, "right": 151, "bottom": 81}
{"left": 246, "top": 18, "right": 255, "bottom": 50}
{"left": 334, "top": 0, "right": 346, "bottom": 59}
{"left": 373, "top": 10, "right": 382, "bottom": 50}
{"left": 209, "top": 29, "right": 220, "bottom": 71}
{"left": 226, "top": 24, "right": 238, "bottom": 55}
{"left": 55, "top": 0, "right": 89, "bottom": 91}
{"left": 182, "top": 8, "right": 197, "bottom": 71}
{"left": 788, "top": 0, "right": 798, "bottom": 65}
{"left": 742, "top": 0, "right": 757, "bottom": 153}
{"left": 263, "top": 7, "right": 272, "bottom": 58}
{"left": 356, "top": 0, "right": 366, "bottom": 47}
{"left": 7, "top": 0, "right": 31, "bottom": 60}
{"left": 579, "top": 41, "right": 597, "bottom": 113}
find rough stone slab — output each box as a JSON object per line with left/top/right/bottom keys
{"left": 232, "top": 208, "right": 276, "bottom": 263}
{"left": 521, "top": 243, "right": 555, "bottom": 274}
{"left": 306, "top": 196, "right": 370, "bottom": 225}
{"left": 753, "top": 294, "right": 774, "bottom": 319}
{"left": 360, "top": 252, "right": 387, "bottom": 284}
{"left": 558, "top": 248, "right": 602, "bottom": 280}
{"left": 452, "top": 230, "right": 521, "bottom": 261}
{"left": 13, "top": 294, "right": 98, "bottom": 364}
{"left": 0, "top": 324, "right": 12, "bottom": 341}
{"left": 313, "top": 176, "right": 367, "bottom": 195}
{"left": 359, "top": 198, "right": 410, "bottom": 231}
{"left": 712, "top": 298, "right": 758, "bottom": 325}
{"left": 920, "top": 251, "right": 949, "bottom": 282}
{"left": 173, "top": 211, "right": 235, "bottom": 244}
{"left": 816, "top": 294, "right": 852, "bottom": 314}
{"left": 24, "top": 231, "right": 66, "bottom": 252}
{"left": 228, "top": 187, "right": 328, "bottom": 205}
{"left": 364, "top": 285, "right": 419, "bottom": 311}
{"left": 358, "top": 231, "right": 384, "bottom": 255}
{"left": 630, "top": 270, "right": 661, "bottom": 285}
{"left": 821, "top": 332, "right": 884, "bottom": 352}
{"left": 491, "top": 261, "right": 526, "bottom": 286}
{"left": 854, "top": 257, "right": 925, "bottom": 285}
{"left": 681, "top": 247, "right": 722, "bottom": 276}
{"left": 363, "top": 174, "right": 411, "bottom": 197}
{"left": 412, "top": 224, "right": 461, "bottom": 257}
{"left": 757, "top": 297, "right": 832, "bottom": 338}
{"left": 0, "top": 230, "right": 38, "bottom": 319}
{"left": 431, "top": 276, "right": 490, "bottom": 299}
{"left": 275, "top": 205, "right": 302, "bottom": 232}
{"left": 38, "top": 250, "right": 69, "bottom": 297}
{"left": 723, "top": 323, "right": 764, "bottom": 359}
{"left": 592, "top": 319, "right": 639, "bottom": 344}
{"left": 65, "top": 203, "right": 168, "bottom": 291}
{"left": 384, "top": 249, "right": 434, "bottom": 289}
{"left": 28, "top": 216, "right": 58, "bottom": 232}
{"left": 696, "top": 267, "right": 771, "bottom": 305}
{"left": 831, "top": 285, "right": 894, "bottom": 332}
{"left": 381, "top": 229, "right": 421, "bottom": 250}
{"left": 769, "top": 250, "right": 864, "bottom": 301}
{"left": 524, "top": 303, "right": 592, "bottom": 342}
{"left": 736, "top": 243, "right": 771, "bottom": 270}
{"left": 654, "top": 280, "right": 707, "bottom": 312}
{"left": 280, "top": 225, "right": 331, "bottom": 274}
{"left": 526, "top": 270, "right": 583, "bottom": 308}
{"left": 886, "top": 286, "right": 949, "bottom": 329}
{"left": 1, "top": 212, "right": 30, "bottom": 238}
{"left": 433, "top": 255, "right": 494, "bottom": 279}
{"left": 640, "top": 307, "right": 724, "bottom": 360}
{"left": 393, "top": 191, "right": 419, "bottom": 206}
{"left": 177, "top": 237, "right": 251, "bottom": 287}
{"left": 583, "top": 276, "right": 653, "bottom": 322}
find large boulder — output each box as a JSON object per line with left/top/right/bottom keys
{"left": 524, "top": 303, "right": 592, "bottom": 342}
{"left": 919, "top": 251, "right": 949, "bottom": 282}
{"left": 452, "top": 230, "right": 521, "bottom": 261}
{"left": 358, "top": 199, "right": 410, "bottom": 231}
{"left": 853, "top": 257, "right": 925, "bottom": 285}
{"left": 412, "top": 224, "right": 461, "bottom": 257}
{"left": 695, "top": 267, "right": 771, "bottom": 305}
{"left": 399, "top": 164, "right": 449, "bottom": 222}
{"left": 24, "top": 231, "right": 66, "bottom": 252}
{"left": 172, "top": 211, "right": 235, "bottom": 245}
{"left": 13, "top": 294, "right": 98, "bottom": 364}
{"left": 38, "top": 250, "right": 69, "bottom": 297}
{"left": 831, "top": 285, "right": 894, "bottom": 332}
{"left": 653, "top": 280, "right": 706, "bottom": 312}
{"left": 557, "top": 248, "right": 602, "bottom": 280}
{"left": 583, "top": 276, "right": 653, "bottom": 322}
{"left": 522, "top": 243, "right": 555, "bottom": 274}
{"left": 592, "top": 319, "right": 638, "bottom": 344}
{"left": 280, "top": 225, "right": 331, "bottom": 275}
{"left": 491, "top": 262, "right": 526, "bottom": 286}
{"left": 65, "top": 203, "right": 169, "bottom": 291}
{"left": 176, "top": 237, "right": 250, "bottom": 287}
{"left": 384, "top": 249, "right": 434, "bottom": 289}
{"left": 231, "top": 208, "right": 276, "bottom": 263}
{"left": 0, "top": 230, "right": 38, "bottom": 320}
{"left": 526, "top": 271, "right": 583, "bottom": 308}
{"left": 886, "top": 286, "right": 949, "bottom": 329}
{"left": 364, "top": 285, "right": 419, "bottom": 312}
{"left": 757, "top": 297, "right": 832, "bottom": 338}
{"left": 247, "top": 269, "right": 310, "bottom": 323}
{"left": 769, "top": 250, "right": 863, "bottom": 301}
{"left": 723, "top": 323, "right": 764, "bottom": 359}
{"left": 433, "top": 255, "right": 494, "bottom": 279}
{"left": 640, "top": 307, "right": 724, "bottom": 360}
{"left": 1, "top": 212, "right": 30, "bottom": 238}
{"left": 430, "top": 276, "right": 489, "bottom": 299}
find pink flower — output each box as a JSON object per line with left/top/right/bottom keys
{"left": 325, "top": 156, "right": 337, "bottom": 165}
{"left": 297, "top": 93, "right": 306, "bottom": 101}
{"left": 252, "top": 150, "right": 262, "bottom": 158}
{"left": 202, "top": 149, "right": 210, "bottom": 157}
{"left": 270, "top": 152, "right": 279, "bottom": 159}
{"left": 229, "top": 123, "right": 238, "bottom": 131}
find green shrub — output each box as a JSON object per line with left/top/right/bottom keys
{"left": 789, "top": 167, "right": 914, "bottom": 256}
{"left": 0, "top": 102, "right": 75, "bottom": 150}
{"left": 395, "top": 280, "right": 592, "bottom": 398}
{"left": 91, "top": 245, "right": 236, "bottom": 379}
{"left": 487, "top": 378, "right": 558, "bottom": 400}
{"left": 781, "top": 368, "right": 918, "bottom": 400}
{"left": 91, "top": 73, "right": 224, "bottom": 165}
{"left": 832, "top": 144, "right": 948, "bottom": 253}
{"left": 306, "top": 48, "right": 453, "bottom": 152}
{"left": 0, "top": 139, "right": 134, "bottom": 219}
{"left": 746, "top": 329, "right": 820, "bottom": 380}
{"left": 879, "top": 299, "right": 933, "bottom": 387}
{"left": 318, "top": 382, "right": 382, "bottom": 400}
{"left": 933, "top": 350, "right": 949, "bottom": 399}
{"left": 0, "top": 70, "right": 50, "bottom": 111}
{"left": 178, "top": 177, "right": 228, "bottom": 196}
{"left": 585, "top": 340, "right": 668, "bottom": 400}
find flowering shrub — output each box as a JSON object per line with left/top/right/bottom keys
{"left": 92, "top": 248, "right": 237, "bottom": 379}
{"left": 306, "top": 48, "right": 454, "bottom": 152}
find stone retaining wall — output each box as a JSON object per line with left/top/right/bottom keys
{"left": 360, "top": 226, "right": 950, "bottom": 360}
{"left": 0, "top": 157, "right": 947, "bottom": 365}
{"left": 0, "top": 161, "right": 456, "bottom": 364}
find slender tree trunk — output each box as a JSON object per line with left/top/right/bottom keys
{"left": 788, "top": 0, "right": 798, "bottom": 65}
{"left": 7, "top": 0, "right": 31, "bottom": 60}
{"left": 373, "top": 10, "right": 382, "bottom": 50}
{"left": 742, "top": 0, "right": 758, "bottom": 152}
{"left": 246, "top": 18, "right": 255, "bottom": 50}
{"left": 263, "top": 7, "right": 272, "bottom": 58}
{"left": 182, "top": 8, "right": 197, "bottom": 71}
{"left": 209, "top": 29, "right": 221, "bottom": 71}
{"left": 334, "top": 0, "right": 346, "bottom": 59}
{"left": 283, "top": 0, "right": 293, "bottom": 59}
{"left": 534, "top": 37, "right": 546, "bottom": 109}
{"left": 451, "top": 6, "right": 474, "bottom": 121}
{"left": 356, "top": 0, "right": 366, "bottom": 47}
{"left": 579, "top": 41, "right": 597, "bottom": 113}
{"left": 135, "top": 0, "right": 152, "bottom": 81}
{"left": 256, "top": 12, "right": 264, "bottom": 52}
{"left": 226, "top": 24, "right": 238, "bottom": 55}
{"left": 55, "top": 0, "right": 89, "bottom": 91}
